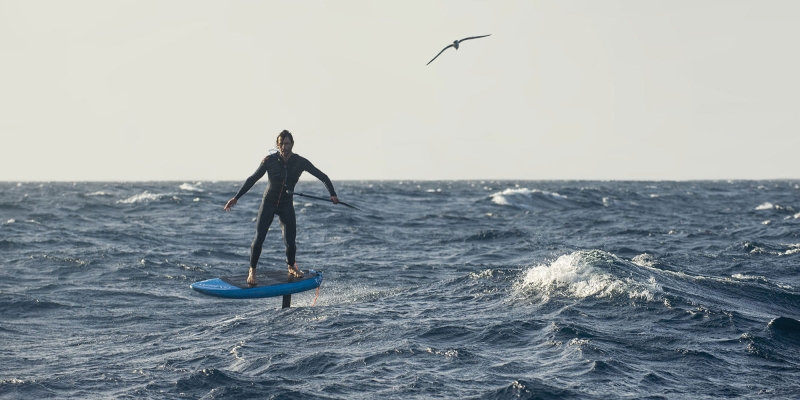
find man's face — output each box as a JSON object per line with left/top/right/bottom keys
{"left": 278, "top": 137, "right": 294, "bottom": 154}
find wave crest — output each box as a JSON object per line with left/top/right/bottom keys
{"left": 117, "top": 191, "right": 164, "bottom": 204}
{"left": 490, "top": 188, "right": 570, "bottom": 210}
{"left": 514, "top": 250, "right": 660, "bottom": 302}
{"left": 179, "top": 182, "right": 204, "bottom": 192}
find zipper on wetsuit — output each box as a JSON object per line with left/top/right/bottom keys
{"left": 276, "top": 160, "right": 288, "bottom": 206}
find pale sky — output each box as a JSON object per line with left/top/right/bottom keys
{"left": 1, "top": 0, "right": 798, "bottom": 181}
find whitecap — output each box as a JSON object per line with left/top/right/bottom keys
{"left": 85, "top": 191, "right": 111, "bottom": 196}
{"left": 490, "top": 188, "right": 567, "bottom": 207}
{"left": 514, "top": 250, "right": 659, "bottom": 302}
{"left": 117, "top": 191, "right": 163, "bottom": 204}
{"left": 179, "top": 182, "right": 204, "bottom": 192}
{"left": 5, "top": 219, "right": 14, "bottom": 224}
{"left": 731, "top": 273, "right": 768, "bottom": 282}
{"left": 631, "top": 253, "right": 656, "bottom": 268}
{"left": 425, "top": 347, "right": 458, "bottom": 359}
{"left": 755, "top": 202, "right": 773, "bottom": 210}
{"left": 785, "top": 244, "right": 800, "bottom": 255}
{"left": 230, "top": 341, "right": 246, "bottom": 361}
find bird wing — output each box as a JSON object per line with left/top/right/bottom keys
{"left": 457, "top": 34, "right": 491, "bottom": 43}
{"left": 426, "top": 44, "right": 455, "bottom": 65}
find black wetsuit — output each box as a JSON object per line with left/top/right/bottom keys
{"left": 234, "top": 153, "right": 337, "bottom": 269}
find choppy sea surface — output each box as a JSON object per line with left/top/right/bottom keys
{"left": 2, "top": 180, "right": 800, "bottom": 399}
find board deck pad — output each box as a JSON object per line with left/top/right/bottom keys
{"left": 220, "top": 270, "right": 318, "bottom": 289}
{"left": 191, "top": 269, "right": 322, "bottom": 299}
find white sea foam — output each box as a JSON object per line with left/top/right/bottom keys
{"left": 755, "top": 202, "right": 774, "bottom": 210}
{"left": 491, "top": 188, "right": 567, "bottom": 206}
{"left": 117, "top": 191, "right": 163, "bottom": 204}
{"left": 179, "top": 182, "right": 204, "bottom": 192}
{"left": 230, "top": 341, "right": 245, "bottom": 361}
{"left": 5, "top": 219, "right": 14, "bottom": 224}
{"left": 426, "top": 347, "right": 459, "bottom": 359}
{"left": 85, "top": 191, "right": 111, "bottom": 196}
{"left": 631, "top": 253, "right": 657, "bottom": 268}
{"left": 514, "top": 250, "right": 659, "bottom": 302}
{"left": 731, "top": 273, "right": 768, "bottom": 282}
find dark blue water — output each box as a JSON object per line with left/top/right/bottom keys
{"left": 2, "top": 180, "right": 800, "bottom": 399}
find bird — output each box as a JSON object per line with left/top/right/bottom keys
{"left": 426, "top": 34, "right": 491, "bottom": 65}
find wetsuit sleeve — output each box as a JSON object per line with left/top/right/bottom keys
{"left": 234, "top": 158, "right": 268, "bottom": 199}
{"left": 303, "top": 159, "right": 337, "bottom": 197}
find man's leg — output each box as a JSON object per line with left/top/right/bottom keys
{"left": 248, "top": 199, "right": 276, "bottom": 284}
{"left": 278, "top": 204, "right": 301, "bottom": 277}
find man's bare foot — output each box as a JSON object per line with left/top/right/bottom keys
{"left": 288, "top": 263, "right": 304, "bottom": 278}
{"left": 247, "top": 267, "right": 258, "bottom": 286}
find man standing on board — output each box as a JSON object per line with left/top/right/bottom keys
{"left": 223, "top": 130, "right": 339, "bottom": 285}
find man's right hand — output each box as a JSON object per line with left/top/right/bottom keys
{"left": 223, "top": 198, "right": 238, "bottom": 211}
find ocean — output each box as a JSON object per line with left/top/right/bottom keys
{"left": 1, "top": 180, "right": 799, "bottom": 399}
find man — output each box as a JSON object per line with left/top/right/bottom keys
{"left": 223, "top": 130, "right": 339, "bottom": 285}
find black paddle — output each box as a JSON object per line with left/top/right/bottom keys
{"left": 289, "top": 191, "right": 363, "bottom": 211}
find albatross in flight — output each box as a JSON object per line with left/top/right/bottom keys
{"left": 426, "top": 34, "right": 491, "bottom": 65}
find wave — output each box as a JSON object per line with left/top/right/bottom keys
{"left": 0, "top": 239, "right": 19, "bottom": 250}
{"left": 742, "top": 241, "right": 800, "bottom": 257}
{"left": 785, "top": 244, "right": 800, "bottom": 255}
{"left": 2, "top": 296, "right": 72, "bottom": 317}
{"left": 742, "top": 317, "right": 800, "bottom": 362}
{"left": 478, "top": 379, "right": 577, "bottom": 399}
{"left": 768, "top": 317, "right": 800, "bottom": 334}
{"left": 490, "top": 188, "right": 573, "bottom": 211}
{"left": 179, "top": 182, "right": 204, "bottom": 192}
{"left": 84, "top": 191, "right": 112, "bottom": 197}
{"left": 755, "top": 202, "right": 796, "bottom": 212}
{"left": 465, "top": 228, "right": 527, "bottom": 242}
{"left": 513, "top": 250, "right": 661, "bottom": 302}
{"left": 117, "top": 191, "right": 167, "bottom": 204}
{"left": 755, "top": 202, "right": 774, "bottom": 210}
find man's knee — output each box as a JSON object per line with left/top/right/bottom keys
{"left": 252, "top": 233, "right": 268, "bottom": 247}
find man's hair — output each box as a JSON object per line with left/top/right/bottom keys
{"left": 276, "top": 130, "right": 294, "bottom": 146}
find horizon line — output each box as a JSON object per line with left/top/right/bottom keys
{"left": 3, "top": 178, "right": 799, "bottom": 183}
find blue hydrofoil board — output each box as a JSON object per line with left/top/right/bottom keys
{"left": 191, "top": 269, "right": 322, "bottom": 299}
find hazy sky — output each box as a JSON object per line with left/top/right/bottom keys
{"left": 2, "top": 0, "right": 798, "bottom": 181}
